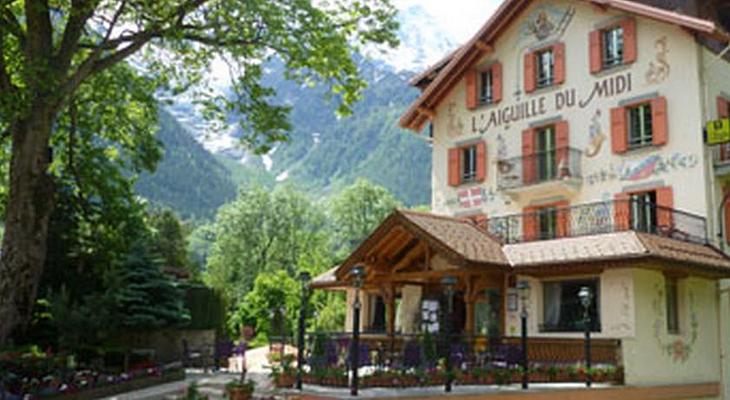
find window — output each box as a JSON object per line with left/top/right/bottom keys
{"left": 536, "top": 49, "right": 554, "bottom": 88}
{"left": 479, "top": 70, "right": 493, "bottom": 104}
{"left": 535, "top": 126, "right": 557, "bottom": 182}
{"left": 537, "top": 206, "right": 558, "bottom": 240}
{"left": 461, "top": 145, "right": 477, "bottom": 183}
{"left": 628, "top": 103, "right": 653, "bottom": 148}
{"left": 630, "top": 191, "right": 657, "bottom": 233}
{"left": 665, "top": 277, "right": 680, "bottom": 334}
{"left": 542, "top": 279, "right": 600, "bottom": 332}
{"left": 603, "top": 26, "right": 624, "bottom": 68}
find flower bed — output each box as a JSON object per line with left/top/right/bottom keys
{"left": 0, "top": 350, "right": 185, "bottom": 399}
{"left": 272, "top": 365, "right": 623, "bottom": 389}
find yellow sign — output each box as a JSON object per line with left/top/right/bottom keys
{"left": 707, "top": 118, "right": 730, "bottom": 145}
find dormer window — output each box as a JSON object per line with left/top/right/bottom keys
{"left": 603, "top": 26, "right": 624, "bottom": 68}
{"left": 536, "top": 48, "right": 555, "bottom": 88}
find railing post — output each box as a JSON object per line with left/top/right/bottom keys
{"left": 296, "top": 272, "right": 311, "bottom": 391}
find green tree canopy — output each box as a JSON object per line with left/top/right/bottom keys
{"left": 329, "top": 178, "right": 401, "bottom": 258}
{"left": 0, "top": 0, "right": 398, "bottom": 344}
{"left": 205, "top": 185, "right": 331, "bottom": 305}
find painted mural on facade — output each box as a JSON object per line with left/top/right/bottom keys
{"left": 652, "top": 283, "right": 699, "bottom": 363}
{"left": 585, "top": 153, "right": 699, "bottom": 185}
{"left": 646, "top": 36, "right": 670, "bottom": 85}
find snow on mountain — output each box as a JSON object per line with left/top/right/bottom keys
{"left": 166, "top": 5, "right": 456, "bottom": 167}
{"left": 366, "top": 5, "right": 457, "bottom": 73}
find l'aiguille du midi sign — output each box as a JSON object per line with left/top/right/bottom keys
{"left": 471, "top": 72, "right": 633, "bottom": 135}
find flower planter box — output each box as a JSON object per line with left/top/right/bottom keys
{"left": 227, "top": 388, "right": 253, "bottom": 400}
{"left": 274, "top": 374, "right": 296, "bottom": 388}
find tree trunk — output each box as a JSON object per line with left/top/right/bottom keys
{"left": 0, "top": 104, "right": 56, "bottom": 346}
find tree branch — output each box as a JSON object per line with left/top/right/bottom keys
{"left": 24, "top": 0, "right": 53, "bottom": 63}
{"left": 54, "top": 0, "right": 102, "bottom": 72}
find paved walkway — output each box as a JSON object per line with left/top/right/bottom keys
{"left": 101, "top": 345, "right": 288, "bottom": 400}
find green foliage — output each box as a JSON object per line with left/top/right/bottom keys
{"left": 227, "top": 271, "right": 301, "bottom": 343}
{"left": 109, "top": 241, "right": 191, "bottom": 331}
{"left": 309, "top": 291, "right": 346, "bottom": 332}
{"left": 185, "top": 285, "right": 226, "bottom": 331}
{"left": 148, "top": 208, "right": 192, "bottom": 272}
{"left": 329, "top": 177, "right": 401, "bottom": 258}
{"left": 205, "top": 185, "right": 331, "bottom": 304}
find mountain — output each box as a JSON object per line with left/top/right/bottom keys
{"left": 367, "top": 4, "right": 457, "bottom": 72}
{"left": 135, "top": 109, "right": 238, "bottom": 219}
{"left": 140, "top": 6, "right": 453, "bottom": 213}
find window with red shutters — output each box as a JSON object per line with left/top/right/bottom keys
{"left": 589, "top": 18, "right": 636, "bottom": 74}
{"left": 448, "top": 141, "right": 487, "bottom": 187}
{"left": 525, "top": 43, "right": 565, "bottom": 92}
{"left": 611, "top": 96, "right": 668, "bottom": 154}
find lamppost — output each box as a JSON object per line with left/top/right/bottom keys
{"left": 517, "top": 280, "right": 531, "bottom": 390}
{"left": 296, "top": 271, "right": 310, "bottom": 390}
{"left": 441, "top": 275, "right": 458, "bottom": 393}
{"left": 278, "top": 306, "right": 286, "bottom": 364}
{"left": 578, "top": 286, "right": 593, "bottom": 388}
{"left": 350, "top": 265, "right": 366, "bottom": 397}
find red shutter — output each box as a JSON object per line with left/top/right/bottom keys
{"left": 555, "top": 121, "right": 570, "bottom": 177}
{"left": 523, "top": 206, "right": 538, "bottom": 241}
{"left": 718, "top": 97, "right": 730, "bottom": 118}
{"left": 553, "top": 42, "right": 566, "bottom": 85}
{"left": 614, "top": 193, "right": 631, "bottom": 231}
{"left": 476, "top": 141, "right": 487, "bottom": 182}
{"left": 522, "top": 129, "right": 536, "bottom": 184}
{"left": 555, "top": 200, "right": 570, "bottom": 238}
{"left": 656, "top": 186, "right": 674, "bottom": 230}
{"left": 724, "top": 197, "right": 730, "bottom": 245}
{"left": 448, "top": 148, "right": 461, "bottom": 186}
{"left": 492, "top": 62, "right": 503, "bottom": 103}
{"left": 589, "top": 30, "right": 602, "bottom": 74}
{"left": 524, "top": 52, "right": 536, "bottom": 93}
{"left": 465, "top": 69, "right": 478, "bottom": 110}
{"left": 611, "top": 106, "right": 628, "bottom": 154}
{"left": 652, "top": 96, "right": 668, "bottom": 146}
{"left": 622, "top": 18, "right": 637, "bottom": 64}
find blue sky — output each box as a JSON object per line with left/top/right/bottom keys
{"left": 394, "top": 0, "right": 501, "bottom": 42}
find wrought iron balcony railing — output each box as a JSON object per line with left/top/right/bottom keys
{"left": 497, "top": 148, "right": 582, "bottom": 190}
{"left": 487, "top": 199, "right": 707, "bottom": 245}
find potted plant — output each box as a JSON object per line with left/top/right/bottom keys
{"left": 226, "top": 379, "right": 255, "bottom": 400}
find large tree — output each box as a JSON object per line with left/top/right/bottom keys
{"left": 0, "top": 0, "right": 397, "bottom": 345}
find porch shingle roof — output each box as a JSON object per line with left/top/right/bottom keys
{"left": 323, "top": 211, "right": 730, "bottom": 288}
{"left": 398, "top": 210, "right": 508, "bottom": 265}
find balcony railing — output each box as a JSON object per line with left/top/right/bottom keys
{"left": 497, "top": 148, "right": 582, "bottom": 190}
{"left": 487, "top": 199, "right": 707, "bottom": 244}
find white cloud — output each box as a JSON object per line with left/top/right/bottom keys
{"left": 394, "top": 0, "right": 501, "bottom": 43}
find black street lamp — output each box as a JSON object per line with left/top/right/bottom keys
{"left": 517, "top": 280, "right": 531, "bottom": 390}
{"left": 350, "top": 265, "right": 366, "bottom": 397}
{"left": 296, "top": 271, "right": 311, "bottom": 391}
{"left": 441, "top": 275, "right": 458, "bottom": 393}
{"left": 578, "top": 286, "right": 593, "bottom": 388}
